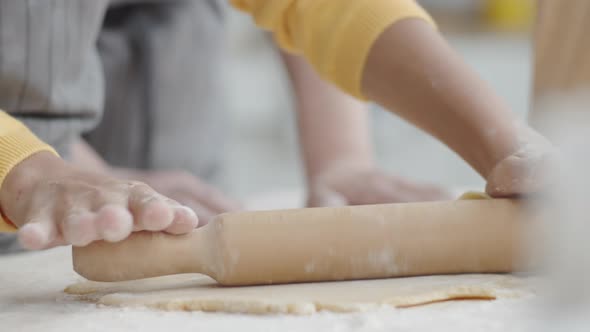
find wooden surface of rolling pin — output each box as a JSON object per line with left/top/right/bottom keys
{"left": 73, "top": 199, "right": 537, "bottom": 286}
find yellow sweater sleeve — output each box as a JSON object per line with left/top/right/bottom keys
{"left": 230, "top": 0, "right": 434, "bottom": 100}
{"left": 0, "top": 111, "right": 58, "bottom": 233}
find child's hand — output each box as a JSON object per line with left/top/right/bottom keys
{"left": 307, "top": 164, "right": 452, "bottom": 207}
{"left": 0, "top": 152, "right": 199, "bottom": 250}
{"left": 485, "top": 128, "right": 557, "bottom": 197}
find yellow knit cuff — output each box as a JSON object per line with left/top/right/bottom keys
{"left": 0, "top": 112, "right": 58, "bottom": 232}
{"left": 325, "top": 0, "right": 435, "bottom": 100}
{"left": 230, "top": 0, "right": 435, "bottom": 100}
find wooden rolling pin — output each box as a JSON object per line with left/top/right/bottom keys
{"left": 72, "top": 199, "right": 537, "bottom": 286}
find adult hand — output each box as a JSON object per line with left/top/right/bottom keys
{"left": 0, "top": 152, "right": 199, "bottom": 250}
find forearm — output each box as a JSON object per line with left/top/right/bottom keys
{"left": 362, "top": 19, "right": 521, "bottom": 178}
{"left": 231, "top": 0, "right": 433, "bottom": 99}
{"left": 281, "top": 52, "right": 373, "bottom": 182}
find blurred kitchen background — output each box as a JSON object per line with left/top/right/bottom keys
{"left": 221, "top": 0, "right": 535, "bottom": 202}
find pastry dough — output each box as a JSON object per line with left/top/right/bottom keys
{"left": 65, "top": 273, "right": 530, "bottom": 315}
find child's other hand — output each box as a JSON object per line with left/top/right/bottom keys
{"left": 0, "top": 152, "right": 199, "bottom": 250}
{"left": 113, "top": 169, "right": 242, "bottom": 225}
{"left": 307, "top": 164, "right": 452, "bottom": 207}
{"left": 485, "top": 127, "right": 557, "bottom": 197}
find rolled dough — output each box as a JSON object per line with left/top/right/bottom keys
{"left": 65, "top": 273, "right": 531, "bottom": 315}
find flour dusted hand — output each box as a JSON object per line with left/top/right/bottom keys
{"left": 485, "top": 126, "right": 557, "bottom": 197}
{"left": 0, "top": 152, "right": 198, "bottom": 250}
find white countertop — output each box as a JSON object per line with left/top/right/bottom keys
{"left": 0, "top": 246, "right": 538, "bottom": 332}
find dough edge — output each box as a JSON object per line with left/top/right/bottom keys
{"left": 65, "top": 274, "right": 529, "bottom": 315}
